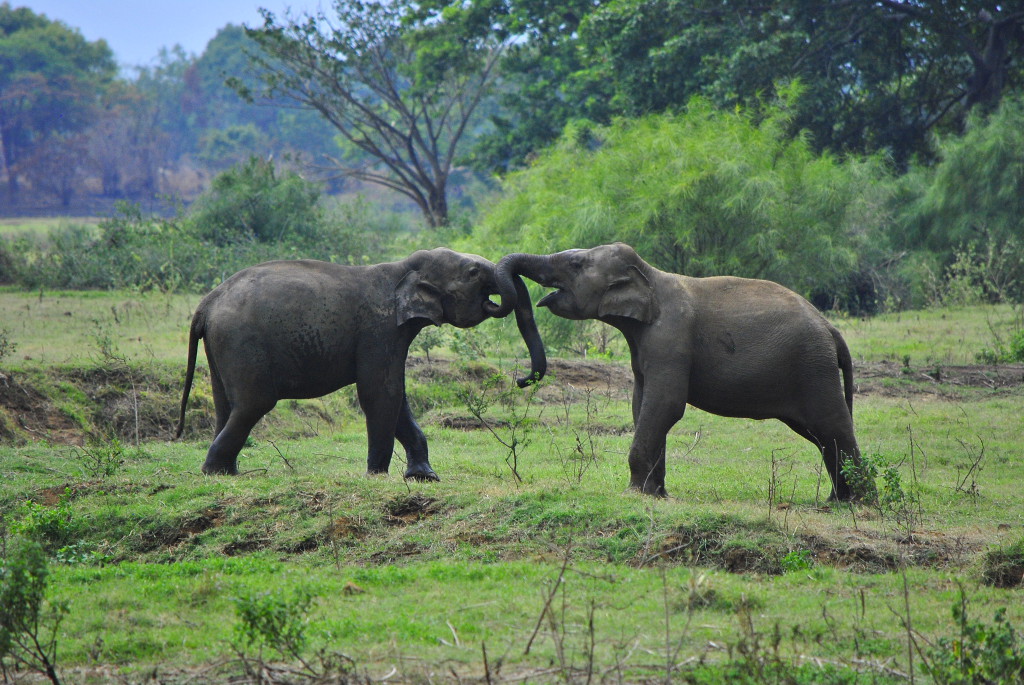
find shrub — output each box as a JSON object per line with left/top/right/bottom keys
{"left": 924, "top": 593, "right": 1024, "bottom": 683}
{"left": 0, "top": 536, "right": 67, "bottom": 685}
{"left": 232, "top": 587, "right": 314, "bottom": 659}
{"left": 473, "top": 92, "right": 894, "bottom": 312}
{"left": 981, "top": 536, "right": 1024, "bottom": 589}
{"left": 7, "top": 491, "right": 78, "bottom": 554}
{"left": 185, "top": 156, "right": 322, "bottom": 246}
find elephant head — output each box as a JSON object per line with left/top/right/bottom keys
{"left": 400, "top": 248, "right": 547, "bottom": 387}
{"left": 496, "top": 243, "right": 657, "bottom": 325}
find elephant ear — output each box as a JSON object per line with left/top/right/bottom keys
{"left": 395, "top": 271, "right": 444, "bottom": 326}
{"left": 598, "top": 265, "right": 656, "bottom": 323}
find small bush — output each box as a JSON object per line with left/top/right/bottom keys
{"left": 924, "top": 594, "right": 1024, "bottom": 683}
{"left": 976, "top": 329, "right": 1024, "bottom": 364}
{"left": 232, "top": 587, "right": 314, "bottom": 659}
{"left": 981, "top": 536, "right": 1024, "bottom": 589}
{"left": 186, "top": 156, "right": 322, "bottom": 246}
{"left": 840, "top": 454, "right": 880, "bottom": 504}
{"left": 7, "top": 492, "right": 78, "bottom": 553}
{"left": 0, "top": 536, "right": 68, "bottom": 685}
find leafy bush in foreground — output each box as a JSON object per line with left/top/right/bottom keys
{"left": 0, "top": 537, "right": 67, "bottom": 685}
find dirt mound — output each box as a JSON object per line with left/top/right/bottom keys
{"left": 0, "top": 372, "right": 82, "bottom": 445}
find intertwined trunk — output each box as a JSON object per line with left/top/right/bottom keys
{"left": 499, "top": 267, "right": 547, "bottom": 387}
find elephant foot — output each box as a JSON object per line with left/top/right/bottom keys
{"left": 404, "top": 464, "right": 440, "bottom": 482}
{"left": 629, "top": 481, "right": 668, "bottom": 498}
{"left": 202, "top": 461, "right": 238, "bottom": 475}
{"left": 827, "top": 487, "right": 857, "bottom": 502}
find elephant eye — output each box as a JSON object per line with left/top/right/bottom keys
{"left": 466, "top": 266, "right": 480, "bottom": 279}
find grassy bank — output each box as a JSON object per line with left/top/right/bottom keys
{"left": 1, "top": 292, "right": 1022, "bottom": 682}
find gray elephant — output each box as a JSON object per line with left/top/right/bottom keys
{"left": 496, "top": 243, "right": 861, "bottom": 499}
{"left": 176, "top": 248, "right": 546, "bottom": 479}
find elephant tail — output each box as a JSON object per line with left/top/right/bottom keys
{"left": 830, "top": 324, "right": 855, "bottom": 416}
{"left": 175, "top": 308, "right": 205, "bottom": 439}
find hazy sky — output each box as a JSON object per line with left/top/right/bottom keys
{"left": 22, "top": 1, "right": 326, "bottom": 69}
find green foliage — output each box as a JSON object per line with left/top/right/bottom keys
{"left": 0, "top": 4, "right": 117, "bottom": 193}
{"left": 924, "top": 594, "right": 1024, "bottom": 684}
{"left": 232, "top": 587, "right": 314, "bottom": 658}
{"left": 0, "top": 536, "right": 68, "bottom": 685}
{"left": 7, "top": 491, "right": 77, "bottom": 554}
{"left": 976, "top": 330, "right": 1024, "bottom": 364}
{"left": 475, "top": 96, "right": 892, "bottom": 309}
{"left": 901, "top": 98, "right": 1024, "bottom": 254}
{"left": 0, "top": 169, "right": 392, "bottom": 293}
{"left": 185, "top": 156, "right": 322, "bottom": 246}
{"left": 472, "top": 0, "right": 1024, "bottom": 173}
{"left": 840, "top": 454, "right": 880, "bottom": 504}
{"left": 780, "top": 549, "right": 814, "bottom": 573}
{"left": 70, "top": 438, "right": 133, "bottom": 479}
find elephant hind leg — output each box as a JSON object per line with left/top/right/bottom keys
{"left": 202, "top": 402, "right": 274, "bottom": 475}
{"left": 781, "top": 416, "right": 859, "bottom": 502}
{"left": 209, "top": 362, "right": 231, "bottom": 439}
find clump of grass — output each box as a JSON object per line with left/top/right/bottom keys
{"left": 981, "top": 536, "right": 1024, "bottom": 588}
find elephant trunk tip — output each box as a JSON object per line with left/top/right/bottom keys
{"left": 516, "top": 367, "right": 545, "bottom": 389}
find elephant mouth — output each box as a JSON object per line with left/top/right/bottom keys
{"left": 536, "top": 289, "right": 562, "bottom": 308}
{"left": 482, "top": 297, "right": 502, "bottom": 316}
{"left": 481, "top": 287, "right": 507, "bottom": 317}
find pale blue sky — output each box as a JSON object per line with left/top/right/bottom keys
{"left": 21, "top": 0, "right": 325, "bottom": 69}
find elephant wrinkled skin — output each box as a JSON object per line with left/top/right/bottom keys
{"left": 176, "top": 248, "right": 545, "bottom": 479}
{"left": 497, "top": 243, "right": 861, "bottom": 499}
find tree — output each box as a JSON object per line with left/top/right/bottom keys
{"left": 894, "top": 97, "right": 1024, "bottom": 303}
{"left": 237, "top": 0, "right": 507, "bottom": 227}
{"left": 473, "top": 94, "right": 893, "bottom": 308}
{"left": 86, "top": 81, "right": 170, "bottom": 198}
{"left": 469, "top": 0, "right": 1024, "bottom": 172}
{"left": 460, "top": 0, "right": 602, "bottom": 173}
{"left": 0, "top": 3, "right": 116, "bottom": 198}
{"left": 573, "top": 0, "right": 1024, "bottom": 168}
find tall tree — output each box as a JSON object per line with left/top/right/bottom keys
{"left": 573, "top": 0, "right": 1024, "bottom": 168}
{"left": 0, "top": 3, "right": 116, "bottom": 197}
{"left": 472, "top": 0, "right": 1024, "bottom": 172}
{"left": 237, "top": 0, "right": 507, "bottom": 227}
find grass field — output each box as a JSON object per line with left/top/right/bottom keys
{"left": 0, "top": 217, "right": 99, "bottom": 240}
{"left": 1, "top": 291, "right": 1022, "bottom": 683}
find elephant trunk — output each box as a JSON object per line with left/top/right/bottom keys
{"left": 497, "top": 253, "right": 552, "bottom": 387}
{"left": 495, "top": 253, "right": 551, "bottom": 312}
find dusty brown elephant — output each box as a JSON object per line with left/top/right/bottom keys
{"left": 496, "top": 243, "right": 861, "bottom": 499}
{"left": 176, "top": 248, "right": 546, "bottom": 479}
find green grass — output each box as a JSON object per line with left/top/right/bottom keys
{"left": 1, "top": 294, "right": 1023, "bottom": 682}
{"left": 0, "top": 217, "right": 98, "bottom": 239}
{"left": 833, "top": 303, "right": 1023, "bottom": 365}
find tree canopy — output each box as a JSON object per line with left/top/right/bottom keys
{"left": 0, "top": 3, "right": 117, "bottom": 195}
{"left": 473, "top": 93, "right": 893, "bottom": 307}
{"left": 472, "top": 0, "right": 1024, "bottom": 172}
{"left": 236, "top": 0, "right": 509, "bottom": 227}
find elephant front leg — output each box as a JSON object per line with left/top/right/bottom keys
{"left": 627, "top": 382, "right": 685, "bottom": 497}
{"left": 395, "top": 394, "right": 438, "bottom": 481}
